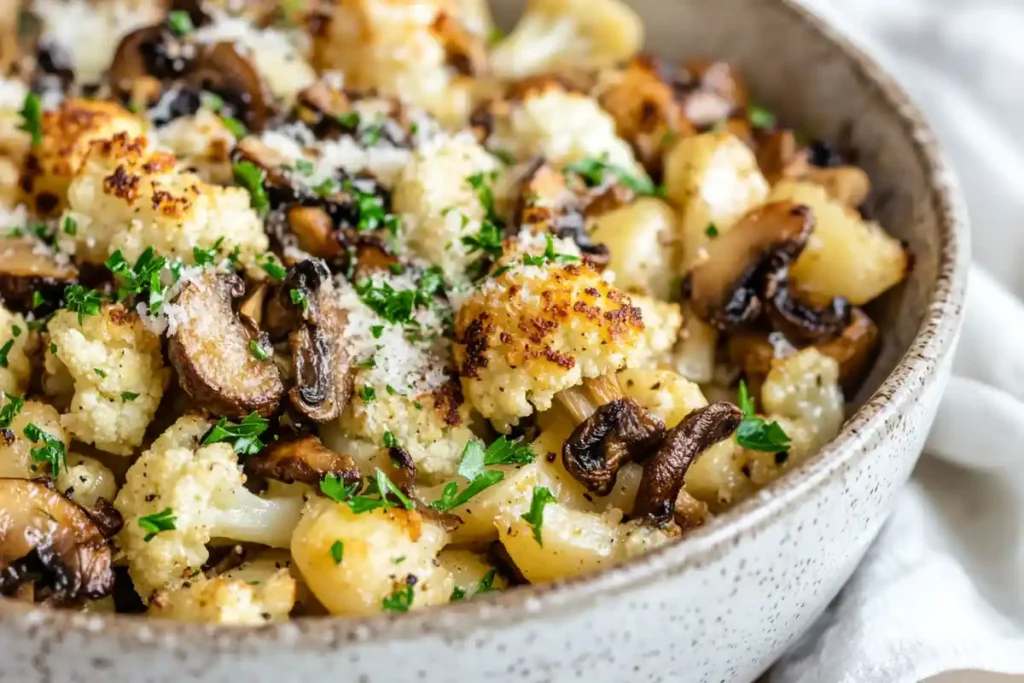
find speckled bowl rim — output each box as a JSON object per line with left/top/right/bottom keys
{"left": 0, "top": 0, "right": 969, "bottom": 653}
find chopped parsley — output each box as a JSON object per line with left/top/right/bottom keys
{"left": 335, "top": 111, "right": 360, "bottom": 130}
{"left": 293, "top": 159, "right": 314, "bottom": 175}
{"left": 249, "top": 339, "right": 271, "bottom": 362}
{"left": 430, "top": 437, "right": 534, "bottom": 512}
{"left": 63, "top": 285, "right": 104, "bottom": 324}
{"left": 370, "top": 325, "right": 384, "bottom": 339}
{"left": 31, "top": 291, "right": 44, "bottom": 309}
{"left": 382, "top": 430, "right": 398, "bottom": 449}
{"left": 10, "top": 326, "right": 19, "bottom": 338}
{"left": 343, "top": 180, "right": 399, "bottom": 234}
{"left": 320, "top": 468, "right": 414, "bottom": 514}
{"left": 748, "top": 104, "right": 777, "bottom": 129}
{"left": 563, "top": 156, "right": 662, "bottom": 196}
{"left": 355, "top": 279, "right": 417, "bottom": 325}
{"left": 167, "top": 9, "right": 194, "bottom": 36}
{"left": 354, "top": 357, "right": 376, "bottom": 369}
{"left": 193, "top": 237, "right": 224, "bottom": 267}
{"left": 382, "top": 577, "right": 415, "bottom": 613}
{"left": 139, "top": 508, "right": 176, "bottom": 542}
{"left": 0, "top": 339, "right": 13, "bottom": 368}
{"left": 358, "top": 385, "right": 376, "bottom": 402}
{"left": 62, "top": 216, "right": 77, "bottom": 236}
{"left": 320, "top": 474, "right": 358, "bottom": 502}
{"left": 705, "top": 223, "right": 720, "bottom": 238}
{"left": 388, "top": 262, "right": 405, "bottom": 275}
{"left": 329, "top": 540, "right": 344, "bottom": 565}
{"left": 289, "top": 288, "right": 308, "bottom": 312}
{"left": 521, "top": 486, "right": 556, "bottom": 546}
{"left": 460, "top": 216, "right": 503, "bottom": 259}
{"left": 487, "top": 147, "right": 516, "bottom": 166}
{"left": 521, "top": 234, "right": 580, "bottom": 268}
{"left": 0, "top": 395, "right": 24, "bottom": 429}
{"left": 19, "top": 92, "right": 42, "bottom": 147}
{"left": 121, "top": 392, "right": 139, "bottom": 402}
{"left": 106, "top": 247, "right": 170, "bottom": 311}
{"left": 222, "top": 116, "right": 248, "bottom": 139}
{"left": 94, "top": 368, "right": 106, "bottom": 378}
{"left": 201, "top": 91, "right": 224, "bottom": 112}
{"left": 735, "top": 380, "right": 791, "bottom": 453}
{"left": 450, "top": 586, "right": 467, "bottom": 601}
{"left": 359, "top": 117, "right": 386, "bottom": 147}
{"left": 385, "top": 384, "right": 396, "bottom": 396}
{"left": 203, "top": 412, "right": 270, "bottom": 455}
{"left": 24, "top": 423, "right": 66, "bottom": 477}
{"left": 259, "top": 254, "right": 286, "bottom": 281}
{"left": 234, "top": 161, "right": 269, "bottom": 215}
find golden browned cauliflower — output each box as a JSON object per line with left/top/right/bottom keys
{"left": 454, "top": 256, "right": 646, "bottom": 431}
{"left": 45, "top": 303, "right": 170, "bottom": 455}
{"left": 65, "top": 132, "right": 268, "bottom": 267}
{"left": 21, "top": 98, "right": 144, "bottom": 217}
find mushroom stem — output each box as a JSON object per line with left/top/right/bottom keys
{"left": 633, "top": 402, "right": 743, "bottom": 526}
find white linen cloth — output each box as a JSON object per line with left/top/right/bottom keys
{"left": 770, "top": 1, "right": 1024, "bottom": 681}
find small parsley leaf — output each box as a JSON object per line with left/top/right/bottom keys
{"left": 138, "top": 508, "right": 176, "bottom": 542}
{"left": 202, "top": 412, "right": 270, "bottom": 455}
{"left": 521, "top": 487, "right": 556, "bottom": 546}
{"left": 734, "top": 380, "right": 791, "bottom": 453}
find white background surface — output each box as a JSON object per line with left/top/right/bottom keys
{"left": 768, "top": 1, "right": 1024, "bottom": 681}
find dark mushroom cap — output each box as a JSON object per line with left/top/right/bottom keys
{"left": 292, "top": 82, "right": 412, "bottom": 147}
{"left": 0, "top": 236, "right": 78, "bottom": 314}
{"left": 633, "top": 402, "right": 743, "bottom": 525}
{"left": 188, "top": 42, "right": 272, "bottom": 131}
{"left": 168, "top": 271, "right": 285, "bottom": 418}
{"left": 562, "top": 397, "right": 665, "bottom": 496}
{"left": 816, "top": 308, "right": 880, "bottom": 394}
{"left": 247, "top": 432, "right": 360, "bottom": 486}
{"left": 764, "top": 265, "right": 851, "bottom": 345}
{"left": 0, "top": 478, "right": 116, "bottom": 603}
{"left": 685, "top": 201, "right": 813, "bottom": 332}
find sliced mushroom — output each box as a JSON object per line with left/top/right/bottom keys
{"left": 288, "top": 205, "right": 344, "bottom": 260}
{"left": 562, "top": 398, "right": 665, "bottom": 496}
{"left": 684, "top": 201, "right": 813, "bottom": 331}
{"left": 763, "top": 266, "right": 851, "bottom": 345}
{"left": 168, "top": 271, "right": 284, "bottom": 418}
{"left": 596, "top": 56, "right": 694, "bottom": 176}
{"left": 108, "top": 25, "right": 180, "bottom": 106}
{"left": 756, "top": 130, "right": 811, "bottom": 184}
{"left": 0, "top": 478, "right": 116, "bottom": 603}
{"left": 0, "top": 236, "right": 78, "bottom": 313}
{"left": 239, "top": 282, "right": 269, "bottom": 327}
{"left": 188, "top": 42, "right": 272, "bottom": 131}
{"left": 677, "top": 61, "right": 748, "bottom": 129}
{"left": 633, "top": 402, "right": 743, "bottom": 525}
{"left": 247, "top": 433, "right": 360, "bottom": 486}
{"left": 293, "top": 82, "right": 412, "bottom": 146}
{"left": 432, "top": 12, "right": 487, "bottom": 76}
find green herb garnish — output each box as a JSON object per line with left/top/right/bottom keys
{"left": 747, "top": 104, "right": 777, "bottom": 129}
{"left": 121, "top": 392, "right": 139, "bottom": 402}
{"left": 222, "top": 116, "right": 247, "bottom": 138}
{"left": 521, "top": 486, "right": 556, "bottom": 546}
{"left": 249, "top": 339, "right": 271, "bottom": 361}
{"left": 734, "top": 380, "right": 791, "bottom": 453}
{"left": 167, "top": 10, "right": 194, "bottom": 36}
{"left": 19, "top": 93, "right": 42, "bottom": 147}
{"left": 0, "top": 395, "right": 24, "bottom": 429}
{"left": 358, "top": 385, "right": 376, "bottom": 402}
{"left": 202, "top": 412, "right": 270, "bottom": 455}
{"left": 24, "top": 423, "right": 66, "bottom": 477}
{"left": 329, "top": 540, "right": 344, "bottom": 565}
{"left": 382, "top": 578, "right": 415, "bottom": 613}
{"left": 0, "top": 339, "right": 13, "bottom": 368}
{"left": 139, "top": 508, "right": 176, "bottom": 542}
{"left": 563, "top": 156, "right": 662, "bottom": 196}
{"left": 63, "top": 285, "right": 104, "bottom": 324}
{"left": 234, "top": 161, "right": 269, "bottom": 215}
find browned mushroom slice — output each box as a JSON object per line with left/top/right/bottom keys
{"left": 188, "top": 42, "right": 273, "bottom": 131}
{"left": 562, "top": 398, "right": 665, "bottom": 496}
{"left": 239, "top": 282, "right": 269, "bottom": 327}
{"left": 288, "top": 205, "right": 344, "bottom": 259}
{"left": 764, "top": 266, "right": 850, "bottom": 345}
{"left": 756, "top": 130, "right": 811, "bottom": 184}
{"left": 684, "top": 201, "right": 813, "bottom": 331}
{"left": 679, "top": 60, "right": 749, "bottom": 129}
{"left": 817, "top": 308, "right": 880, "bottom": 392}
{"left": 0, "top": 478, "right": 116, "bottom": 603}
{"left": 0, "top": 236, "right": 78, "bottom": 312}
{"left": 596, "top": 56, "right": 695, "bottom": 176}
{"left": 633, "top": 402, "right": 743, "bottom": 525}
{"left": 168, "top": 271, "right": 284, "bottom": 418}
{"left": 248, "top": 433, "right": 360, "bottom": 486}
{"left": 432, "top": 12, "right": 487, "bottom": 76}
{"left": 108, "top": 25, "right": 171, "bottom": 106}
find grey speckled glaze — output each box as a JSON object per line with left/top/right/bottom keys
{"left": 0, "top": 1, "right": 969, "bottom": 681}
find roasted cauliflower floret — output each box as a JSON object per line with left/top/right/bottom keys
{"left": 454, "top": 259, "right": 646, "bottom": 431}
{"left": 768, "top": 180, "right": 909, "bottom": 306}
{"left": 663, "top": 131, "right": 770, "bottom": 271}
{"left": 490, "top": 0, "right": 643, "bottom": 79}
{"left": 291, "top": 496, "right": 451, "bottom": 616}
{"left": 148, "top": 555, "right": 297, "bottom": 624}
{"left": 589, "top": 197, "right": 677, "bottom": 299}
{"left": 488, "top": 84, "right": 640, "bottom": 169}
{"left": 45, "top": 304, "right": 169, "bottom": 455}
{"left": 339, "top": 375, "right": 477, "bottom": 483}
{"left": 155, "top": 110, "right": 237, "bottom": 185}
{"left": 312, "top": 0, "right": 483, "bottom": 127}
{"left": 392, "top": 134, "right": 500, "bottom": 283}
{"left": 629, "top": 295, "right": 682, "bottom": 369}
{"left": 0, "top": 399, "right": 67, "bottom": 478}
{"left": 66, "top": 132, "right": 268, "bottom": 266}
{"left": 0, "top": 304, "right": 36, "bottom": 397}
{"left": 21, "top": 99, "right": 144, "bottom": 217}
{"left": 59, "top": 452, "right": 118, "bottom": 508}
{"left": 114, "top": 416, "right": 305, "bottom": 599}
{"left": 437, "top": 549, "right": 508, "bottom": 599}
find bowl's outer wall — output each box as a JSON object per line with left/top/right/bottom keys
{"left": 0, "top": 1, "right": 967, "bottom": 681}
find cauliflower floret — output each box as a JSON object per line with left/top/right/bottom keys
{"left": 155, "top": 110, "right": 237, "bottom": 185}
{"left": 488, "top": 84, "right": 640, "bottom": 170}
{"left": 0, "top": 304, "right": 36, "bottom": 397}
{"left": 393, "top": 133, "right": 500, "bottom": 283}
{"left": 628, "top": 296, "right": 682, "bottom": 369}
{"left": 0, "top": 400, "right": 66, "bottom": 478}
{"left": 291, "top": 496, "right": 451, "bottom": 616}
{"left": 0, "top": 78, "right": 30, "bottom": 194}
{"left": 45, "top": 304, "right": 169, "bottom": 455}
{"left": 339, "top": 375, "right": 477, "bottom": 483}
{"left": 59, "top": 452, "right": 118, "bottom": 508}
{"left": 192, "top": 9, "right": 316, "bottom": 106}
{"left": 21, "top": 99, "right": 144, "bottom": 217}
{"left": 490, "top": 0, "right": 642, "bottom": 79}
{"left": 437, "top": 549, "right": 508, "bottom": 599}
{"left": 66, "top": 132, "right": 268, "bottom": 267}
{"left": 148, "top": 555, "right": 297, "bottom": 624}
{"left": 588, "top": 197, "right": 677, "bottom": 299}
{"left": 312, "top": 0, "right": 482, "bottom": 127}
{"left": 617, "top": 368, "right": 707, "bottom": 429}
{"left": 454, "top": 259, "right": 646, "bottom": 431}
{"left": 115, "top": 416, "right": 305, "bottom": 600}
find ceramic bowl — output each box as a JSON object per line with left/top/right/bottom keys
{"left": 0, "top": 1, "right": 968, "bottom": 681}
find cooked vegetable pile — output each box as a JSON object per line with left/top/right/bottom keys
{"left": 0, "top": 0, "right": 908, "bottom": 623}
